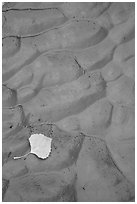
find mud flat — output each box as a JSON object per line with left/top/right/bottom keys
{"left": 2, "top": 2, "right": 135, "bottom": 202}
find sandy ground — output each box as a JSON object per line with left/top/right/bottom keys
{"left": 2, "top": 2, "right": 135, "bottom": 202}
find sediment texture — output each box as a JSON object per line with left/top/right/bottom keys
{"left": 2, "top": 2, "right": 135, "bottom": 202}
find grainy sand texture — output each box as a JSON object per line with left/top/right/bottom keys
{"left": 2, "top": 2, "right": 135, "bottom": 202}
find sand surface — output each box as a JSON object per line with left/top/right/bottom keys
{"left": 2, "top": 2, "right": 135, "bottom": 202}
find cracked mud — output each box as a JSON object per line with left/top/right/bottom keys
{"left": 2, "top": 2, "right": 135, "bottom": 202}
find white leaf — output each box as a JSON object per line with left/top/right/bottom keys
{"left": 29, "top": 133, "right": 52, "bottom": 159}
{"left": 14, "top": 133, "right": 52, "bottom": 160}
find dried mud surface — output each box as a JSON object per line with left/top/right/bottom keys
{"left": 2, "top": 2, "right": 135, "bottom": 202}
